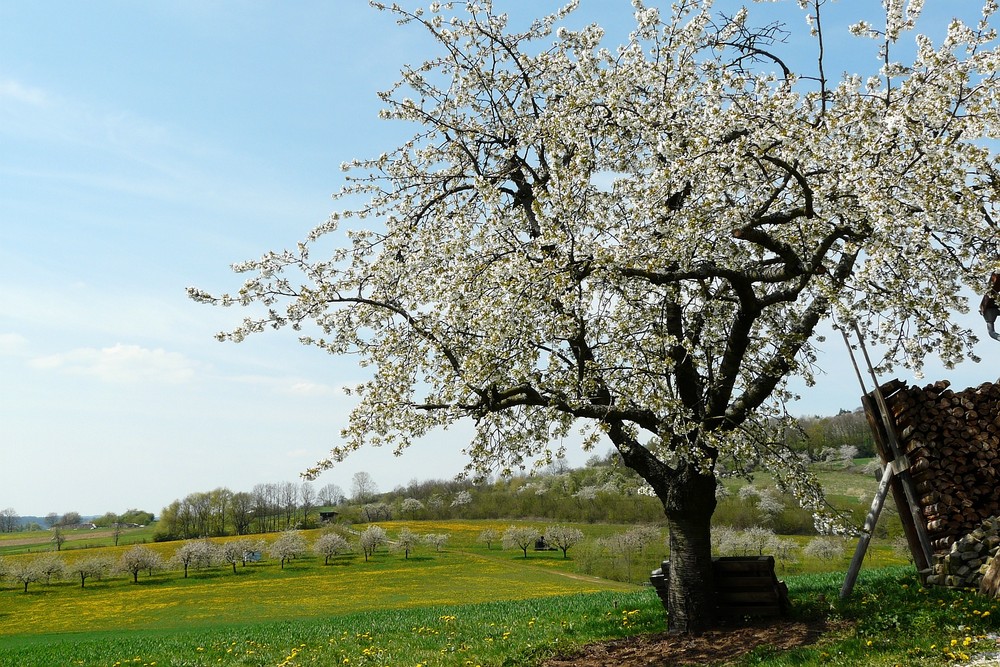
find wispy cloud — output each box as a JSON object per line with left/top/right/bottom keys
{"left": 0, "top": 79, "right": 48, "bottom": 106}
{"left": 0, "top": 332, "right": 28, "bottom": 356}
{"left": 286, "top": 380, "right": 345, "bottom": 397}
{"left": 30, "top": 343, "right": 198, "bottom": 384}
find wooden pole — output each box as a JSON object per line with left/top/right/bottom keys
{"left": 840, "top": 456, "right": 905, "bottom": 598}
{"left": 852, "top": 323, "right": 933, "bottom": 571}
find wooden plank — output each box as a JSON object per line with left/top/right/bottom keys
{"left": 841, "top": 457, "right": 896, "bottom": 599}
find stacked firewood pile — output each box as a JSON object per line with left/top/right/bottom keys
{"left": 878, "top": 378, "right": 1000, "bottom": 554}
{"left": 924, "top": 516, "right": 1000, "bottom": 589}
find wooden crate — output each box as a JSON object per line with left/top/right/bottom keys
{"left": 650, "top": 556, "right": 790, "bottom": 619}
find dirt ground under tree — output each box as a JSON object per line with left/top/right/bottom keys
{"left": 543, "top": 618, "right": 840, "bottom": 666}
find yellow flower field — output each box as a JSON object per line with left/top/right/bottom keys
{"left": 0, "top": 534, "right": 632, "bottom": 637}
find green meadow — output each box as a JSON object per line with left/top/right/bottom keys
{"left": 4, "top": 518, "right": 998, "bottom": 666}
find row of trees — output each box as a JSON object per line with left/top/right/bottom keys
{"left": 1, "top": 520, "right": 634, "bottom": 595}
{"left": 0, "top": 525, "right": 453, "bottom": 593}
{"left": 154, "top": 481, "right": 347, "bottom": 541}
{"left": 785, "top": 409, "right": 876, "bottom": 460}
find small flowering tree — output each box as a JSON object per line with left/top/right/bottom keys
{"left": 68, "top": 556, "right": 111, "bottom": 588}
{"left": 119, "top": 545, "right": 162, "bottom": 583}
{"left": 394, "top": 528, "right": 420, "bottom": 559}
{"left": 269, "top": 530, "right": 307, "bottom": 569}
{"left": 478, "top": 527, "right": 500, "bottom": 550}
{"left": 314, "top": 532, "right": 351, "bottom": 565}
{"left": 502, "top": 525, "right": 540, "bottom": 558}
{"left": 424, "top": 533, "right": 450, "bottom": 552}
{"left": 221, "top": 538, "right": 264, "bottom": 573}
{"left": 803, "top": 536, "right": 846, "bottom": 562}
{"left": 545, "top": 524, "right": 585, "bottom": 559}
{"left": 32, "top": 553, "right": 64, "bottom": 585}
{"left": 172, "top": 540, "right": 218, "bottom": 578}
{"left": 400, "top": 497, "right": 424, "bottom": 517}
{"left": 192, "top": 0, "right": 1000, "bottom": 632}
{"left": 359, "top": 525, "right": 387, "bottom": 562}
{"left": 6, "top": 559, "right": 41, "bottom": 593}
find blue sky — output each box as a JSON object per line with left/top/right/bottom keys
{"left": 1, "top": 1, "right": 996, "bottom": 518}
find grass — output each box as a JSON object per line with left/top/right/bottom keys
{"left": 0, "top": 525, "right": 158, "bottom": 556}
{"left": 737, "top": 566, "right": 1000, "bottom": 666}
{"left": 4, "top": 564, "right": 1000, "bottom": 666}
{"left": 0, "top": 548, "right": 631, "bottom": 636}
{"left": 0, "top": 460, "right": 991, "bottom": 666}
{"left": 0, "top": 589, "right": 661, "bottom": 667}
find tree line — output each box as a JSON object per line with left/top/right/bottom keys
{"left": 154, "top": 481, "right": 345, "bottom": 541}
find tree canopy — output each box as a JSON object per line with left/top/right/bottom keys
{"left": 192, "top": 0, "right": 1000, "bottom": 631}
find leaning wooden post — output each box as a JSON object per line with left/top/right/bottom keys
{"left": 840, "top": 456, "right": 903, "bottom": 598}
{"left": 852, "top": 323, "right": 933, "bottom": 571}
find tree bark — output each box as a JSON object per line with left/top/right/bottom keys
{"left": 664, "top": 465, "right": 717, "bottom": 634}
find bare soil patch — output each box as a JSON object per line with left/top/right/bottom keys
{"left": 543, "top": 618, "right": 841, "bottom": 667}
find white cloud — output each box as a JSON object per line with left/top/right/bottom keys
{"left": 0, "top": 79, "right": 48, "bottom": 106}
{"left": 0, "top": 332, "right": 28, "bottom": 356}
{"left": 286, "top": 380, "right": 344, "bottom": 396}
{"left": 30, "top": 343, "right": 198, "bottom": 384}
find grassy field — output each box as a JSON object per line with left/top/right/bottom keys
{"left": 0, "top": 516, "right": 979, "bottom": 667}
{"left": 0, "top": 524, "right": 158, "bottom": 556}
{"left": 3, "top": 559, "right": 1000, "bottom": 666}
{"left": 0, "top": 464, "right": 983, "bottom": 666}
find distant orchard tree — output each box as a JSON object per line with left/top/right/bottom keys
{"left": 172, "top": 540, "right": 218, "bottom": 578}
{"left": 269, "top": 530, "right": 307, "bottom": 569}
{"left": 68, "top": 556, "right": 111, "bottom": 588}
{"left": 426, "top": 495, "right": 444, "bottom": 513}
{"left": 119, "top": 545, "right": 162, "bottom": 583}
{"left": 545, "top": 525, "right": 585, "bottom": 559}
{"left": 450, "top": 490, "right": 473, "bottom": 508}
{"left": 314, "top": 532, "right": 351, "bottom": 565}
{"left": 400, "top": 498, "right": 424, "bottom": 517}
{"left": 351, "top": 472, "right": 378, "bottom": 505}
{"left": 111, "top": 518, "right": 124, "bottom": 547}
{"left": 0, "top": 508, "right": 19, "bottom": 533}
{"left": 300, "top": 482, "right": 317, "bottom": 527}
{"left": 221, "top": 538, "right": 264, "bottom": 573}
{"left": 744, "top": 526, "right": 780, "bottom": 557}
{"left": 44, "top": 512, "right": 59, "bottom": 528}
{"left": 478, "top": 528, "right": 499, "bottom": 550}
{"left": 359, "top": 525, "right": 387, "bottom": 562}
{"left": 803, "top": 537, "right": 845, "bottom": 562}
{"left": 502, "top": 525, "right": 540, "bottom": 559}
{"left": 394, "top": 528, "right": 420, "bottom": 559}
{"left": 7, "top": 559, "right": 41, "bottom": 593}
{"left": 60, "top": 512, "right": 81, "bottom": 527}
{"left": 601, "top": 526, "right": 662, "bottom": 583}
{"left": 50, "top": 526, "right": 65, "bottom": 552}
{"left": 423, "top": 533, "right": 450, "bottom": 552}
{"left": 33, "top": 553, "right": 65, "bottom": 584}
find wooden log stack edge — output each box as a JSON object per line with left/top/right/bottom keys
{"left": 874, "top": 378, "right": 1000, "bottom": 553}
{"left": 870, "top": 378, "right": 1000, "bottom": 590}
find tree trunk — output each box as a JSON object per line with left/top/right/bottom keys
{"left": 663, "top": 466, "right": 717, "bottom": 634}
